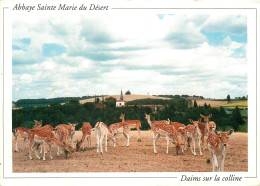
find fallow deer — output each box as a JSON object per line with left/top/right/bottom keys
{"left": 55, "top": 123, "right": 78, "bottom": 148}
{"left": 145, "top": 114, "right": 180, "bottom": 154}
{"left": 186, "top": 119, "right": 203, "bottom": 156}
{"left": 95, "top": 122, "right": 117, "bottom": 154}
{"left": 199, "top": 114, "right": 212, "bottom": 150}
{"left": 28, "top": 128, "right": 74, "bottom": 161}
{"left": 12, "top": 120, "right": 43, "bottom": 152}
{"left": 55, "top": 125, "right": 71, "bottom": 156}
{"left": 169, "top": 122, "right": 187, "bottom": 153}
{"left": 120, "top": 113, "right": 142, "bottom": 142}
{"left": 76, "top": 122, "right": 92, "bottom": 151}
{"left": 208, "top": 121, "right": 217, "bottom": 132}
{"left": 207, "top": 129, "right": 234, "bottom": 172}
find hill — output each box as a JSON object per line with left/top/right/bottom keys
{"left": 79, "top": 94, "right": 171, "bottom": 104}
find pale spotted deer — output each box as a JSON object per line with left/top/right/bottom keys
{"left": 199, "top": 114, "right": 212, "bottom": 150}
{"left": 145, "top": 114, "right": 180, "bottom": 154}
{"left": 28, "top": 128, "right": 74, "bottom": 161}
{"left": 12, "top": 120, "right": 43, "bottom": 152}
{"left": 186, "top": 119, "right": 203, "bottom": 156}
{"left": 55, "top": 123, "right": 78, "bottom": 148}
{"left": 95, "top": 122, "right": 116, "bottom": 154}
{"left": 76, "top": 122, "right": 92, "bottom": 151}
{"left": 55, "top": 125, "right": 71, "bottom": 156}
{"left": 207, "top": 129, "right": 234, "bottom": 172}
{"left": 120, "top": 113, "right": 142, "bottom": 142}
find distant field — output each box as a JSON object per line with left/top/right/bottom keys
{"left": 195, "top": 100, "right": 228, "bottom": 107}
{"left": 215, "top": 100, "right": 248, "bottom": 109}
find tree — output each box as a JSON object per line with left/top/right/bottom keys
{"left": 69, "top": 99, "right": 79, "bottom": 104}
{"left": 125, "top": 90, "right": 131, "bottom": 95}
{"left": 104, "top": 97, "right": 116, "bottom": 108}
{"left": 227, "top": 94, "right": 231, "bottom": 102}
{"left": 232, "top": 106, "right": 244, "bottom": 126}
{"left": 194, "top": 100, "right": 198, "bottom": 108}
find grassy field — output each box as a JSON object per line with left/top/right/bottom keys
{"left": 214, "top": 100, "right": 248, "bottom": 109}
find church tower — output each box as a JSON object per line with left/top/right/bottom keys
{"left": 116, "top": 90, "right": 126, "bottom": 107}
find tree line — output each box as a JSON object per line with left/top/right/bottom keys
{"left": 12, "top": 98, "right": 247, "bottom": 132}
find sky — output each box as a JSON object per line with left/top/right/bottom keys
{"left": 12, "top": 12, "right": 247, "bottom": 101}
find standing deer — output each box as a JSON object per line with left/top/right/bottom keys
{"left": 95, "top": 122, "right": 117, "bottom": 154}
{"left": 145, "top": 114, "right": 180, "bottom": 154}
{"left": 76, "top": 122, "right": 92, "bottom": 151}
{"left": 120, "top": 113, "right": 142, "bottom": 142}
{"left": 12, "top": 120, "right": 43, "bottom": 152}
{"left": 186, "top": 119, "right": 203, "bottom": 156}
{"left": 199, "top": 114, "right": 212, "bottom": 150}
{"left": 207, "top": 129, "right": 234, "bottom": 171}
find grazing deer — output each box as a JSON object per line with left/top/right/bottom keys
{"left": 95, "top": 122, "right": 117, "bottom": 154}
{"left": 186, "top": 119, "right": 203, "bottom": 156}
{"left": 207, "top": 129, "right": 234, "bottom": 172}
{"left": 55, "top": 125, "right": 71, "bottom": 156}
{"left": 199, "top": 114, "right": 212, "bottom": 150}
{"left": 12, "top": 120, "right": 43, "bottom": 152}
{"left": 120, "top": 113, "right": 142, "bottom": 142}
{"left": 28, "top": 128, "right": 74, "bottom": 160}
{"left": 55, "top": 123, "right": 78, "bottom": 148}
{"left": 169, "top": 122, "right": 187, "bottom": 153}
{"left": 76, "top": 122, "right": 92, "bottom": 151}
{"left": 145, "top": 114, "right": 180, "bottom": 154}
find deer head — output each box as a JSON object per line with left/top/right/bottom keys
{"left": 214, "top": 129, "right": 234, "bottom": 148}
{"left": 200, "top": 114, "right": 212, "bottom": 122}
{"left": 33, "top": 120, "right": 43, "bottom": 128}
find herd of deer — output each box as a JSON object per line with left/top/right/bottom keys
{"left": 12, "top": 113, "right": 233, "bottom": 172}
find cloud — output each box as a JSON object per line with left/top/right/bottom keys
{"left": 12, "top": 13, "right": 248, "bottom": 101}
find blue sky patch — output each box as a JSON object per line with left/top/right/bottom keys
{"left": 42, "top": 43, "right": 66, "bottom": 57}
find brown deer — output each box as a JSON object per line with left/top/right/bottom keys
{"left": 120, "top": 113, "right": 142, "bottom": 142}
{"left": 169, "top": 122, "right": 187, "bottom": 153}
{"left": 207, "top": 129, "right": 234, "bottom": 171}
{"left": 28, "top": 128, "right": 74, "bottom": 160}
{"left": 12, "top": 120, "right": 43, "bottom": 152}
{"left": 145, "top": 114, "right": 180, "bottom": 154}
{"left": 199, "top": 114, "right": 212, "bottom": 150}
{"left": 186, "top": 119, "right": 203, "bottom": 156}
{"left": 55, "top": 123, "right": 78, "bottom": 148}
{"left": 76, "top": 122, "right": 92, "bottom": 151}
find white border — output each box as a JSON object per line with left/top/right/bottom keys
{"left": 1, "top": 0, "right": 259, "bottom": 185}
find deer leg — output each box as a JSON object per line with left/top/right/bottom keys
{"left": 198, "top": 137, "right": 202, "bottom": 156}
{"left": 153, "top": 133, "right": 160, "bottom": 154}
{"left": 166, "top": 136, "right": 169, "bottom": 154}
{"left": 71, "top": 135, "right": 74, "bottom": 148}
{"left": 33, "top": 143, "right": 41, "bottom": 160}
{"left": 137, "top": 127, "right": 141, "bottom": 142}
{"left": 96, "top": 133, "right": 100, "bottom": 154}
{"left": 14, "top": 137, "right": 19, "bottom": 152}
{"left": 221, "top": 154, "right": 225, "bottom": 172}
{"left": 29, "top": 140, "right": 33, "bottom": 160}
{"left": 48, "top": 143, "right": 53, "bottom": 160}
{"left": 20, "top": 137, "right": 26, "bottom": 151}
{"left": 105, "top": 133, "right": 108, "bottom": 152}
{"left": 42, "top": 141, "right": 46, "bottom": 161}
{"left": 100, "top": 135, "right": 103, "bottom": 154}
{"left": 125, "top": 131, "right": 130, "bottom": 147}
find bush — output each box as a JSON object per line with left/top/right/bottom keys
{"left": 238, "top": 124, "right": 248, "bottom": 132}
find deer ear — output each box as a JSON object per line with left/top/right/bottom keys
{"left": 214, "top": 130, "right": 220, "bottom": 136}
{"left": 189, "top": 119, "right": 193, "bottom": 123}
{"left": 209, "top": 114, "right": 212, "bottom": 117}
{"left": 200, "top": 114, "right": 204, "bottom": 118}
{"left": 227, "top": 129, "right": 234, "bottom": 135}
{"left": 198, "top": 118, "right": 202, "bottom": 122}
